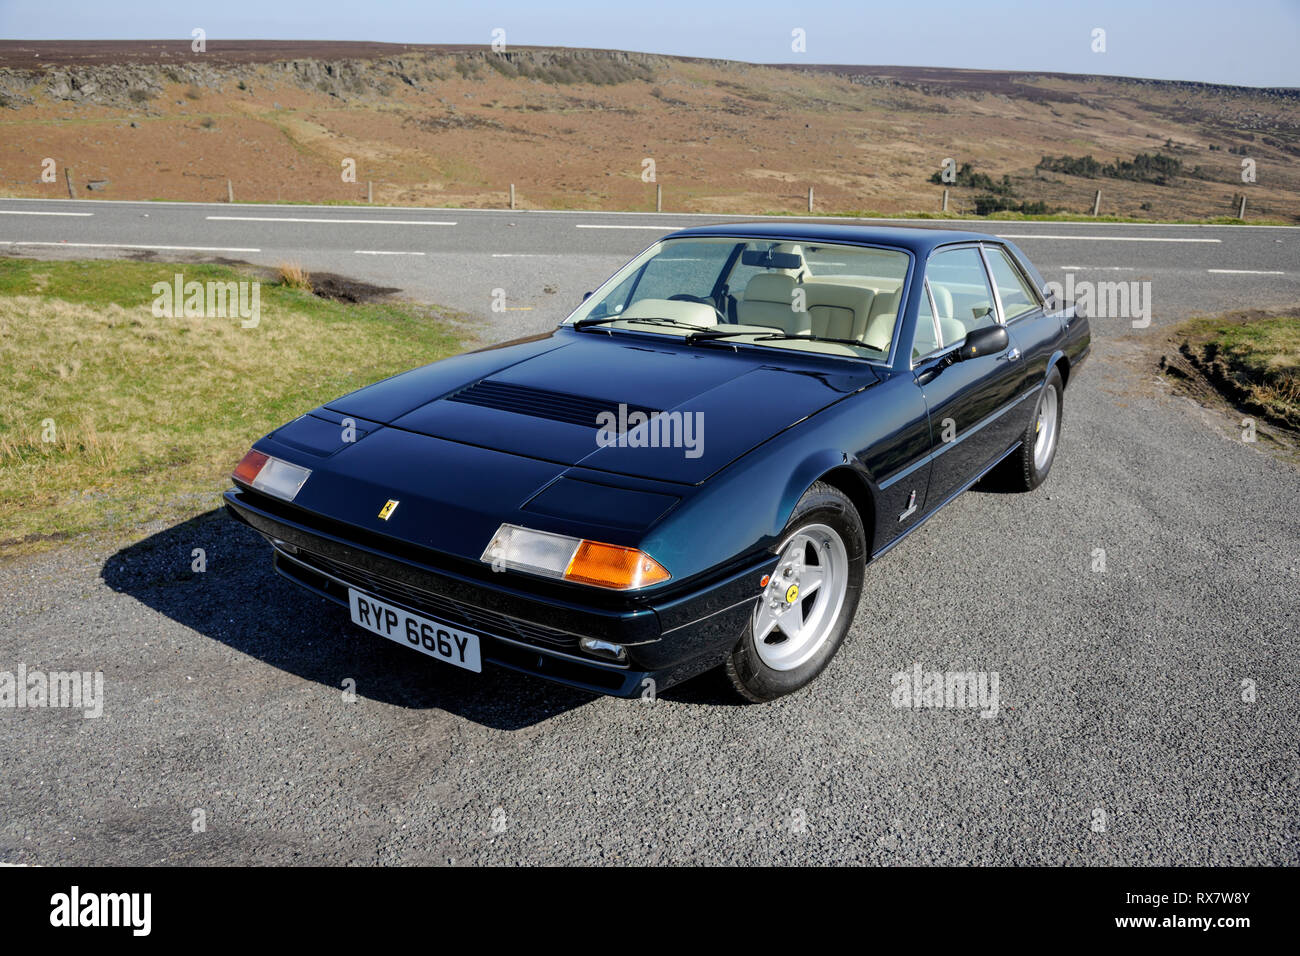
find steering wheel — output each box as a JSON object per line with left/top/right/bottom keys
{"left": 668, "top": 293, "right": 729, "bottom": 324}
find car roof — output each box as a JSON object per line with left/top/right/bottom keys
{"left": 662, "top": 221, "right": 996, "bottom": 255}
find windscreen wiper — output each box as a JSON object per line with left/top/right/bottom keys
{"left": 686, "top": 328, "right": 881, "bottom": 351}
{"left": 572, "top": 315, "right": 708, "bottom": 333}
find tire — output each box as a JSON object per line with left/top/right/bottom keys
{"left": 1006, "top": 366, "right": 1064, "bottom": 492}
{"left": 724, "top": 482, "right": 866, "bottom": 702}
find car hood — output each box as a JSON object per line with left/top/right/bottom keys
{"left": 323, "top": 332, "right": 876, "bottom": 485}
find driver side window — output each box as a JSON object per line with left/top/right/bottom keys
{"left": 913, "top": 281, "right": 942, "bottom": 360}
{"left": 926, "top": 247, "right": 997, "bottom": 348}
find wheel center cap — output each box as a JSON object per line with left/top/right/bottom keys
{"left": 784, "top": 583, "right": 800, "bottom": 604}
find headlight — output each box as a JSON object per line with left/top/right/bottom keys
{"left": 481, "top": 523, "right": 670, "bottom": 590}
{"left": 232, "top": 449, "right": 311, "bottom": 502}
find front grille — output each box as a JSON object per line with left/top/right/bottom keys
{"left": 448, "top": 379, "right": 659, "bottom": 431}
{"left": 281, "top": 547, "right": 580, "bottom": 651}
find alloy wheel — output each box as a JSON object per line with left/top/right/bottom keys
{"left": 751, "top": 523, "right": 850, "bottom": 671}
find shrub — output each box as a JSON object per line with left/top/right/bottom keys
{"left": 1037, "top": 152, "right": 1181, "bottom": 185}
{"left": 928, "top": 163, "right": 1016, "bottom": 195}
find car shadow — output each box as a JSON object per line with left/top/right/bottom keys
{"left": 972, "top": 466, "right": 1027, "bottom": 495}
{"left": 100, "top": 509, "right": 602, "bottom": 730}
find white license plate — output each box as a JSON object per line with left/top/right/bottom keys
{"left": 348, "top": 588, "right": 482, "bottom": 673}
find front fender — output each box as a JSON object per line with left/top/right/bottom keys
{"left": 642, "top": 416, "right": 880, "bottom": 585}
{"left": 774, "top": 450, "right": 882, "bottom": 543}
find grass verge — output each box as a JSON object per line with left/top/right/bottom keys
{"left": 1159, "top": 310, "right": 1300, "bottom": 437}
{"left": 0, "top": 257, "right": 468, "bottom": 557}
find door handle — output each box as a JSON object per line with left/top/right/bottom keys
{"left": 1000, "top": 348, "right": 1021, "bottom": 362}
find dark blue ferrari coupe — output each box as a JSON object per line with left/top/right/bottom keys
{"left": 226, "top": 224, "right": 1089, "bottom": 702}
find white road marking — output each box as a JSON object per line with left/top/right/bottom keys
{"left": 576, "top": 224, "right": 685, "bottom": 230}
{"left": 999, "top": 234, "right": 1221, "bottom": 243}
{"left": 207, "top": 216, "right": 456, "bottom": 226}
{"left": 490, "top": 253, "right": 563, "bottom": 257}
{"left": 1, "top": 197, "right": 1297, "bottom": 230}
{"left": 0, "top": 210, "right": 93, "bottom": 217}
{"left": 1206, "top": 268, "right": 1286, "bottom": 275}
{"left": 354, "top": 250, "right": 426, "bottom": 256}
{"left": 0, "top": 240, "right": 260, "bottom": 252}
{"left": 1059, "top": 265, "right": 1137, "bottom": 270}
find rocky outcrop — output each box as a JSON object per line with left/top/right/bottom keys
{"left": 0, "top": 48, "right": 664, "bottom": 110}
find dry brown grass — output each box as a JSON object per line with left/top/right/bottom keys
{"left": 2, "top": 49, "right": 1297, "bottom": 220}
{"left": 277, "top": 262, "right": 312, "bottom": 291}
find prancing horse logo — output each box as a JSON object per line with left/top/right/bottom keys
{"left": 378, "top": 499, "right": 399, "bottom": 520}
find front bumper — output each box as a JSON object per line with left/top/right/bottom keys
{"left": 224, "top": 487, "right": 775, "bottom": 697}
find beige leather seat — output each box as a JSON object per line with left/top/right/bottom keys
{"left": 738, "top": 274, "right": 898, "bottom": 352}
{"left": 620, "top": 297, "right": 718, "bottom": 327}
{"left": 930, "top": 284, "right": 967, "bottom": 346}
{"left": 805, "top": 283, "right": 874, "bottom": 341}
{"left": 737, "top": 274, "right": 809, "bottom": 333}
{"left": 860, "top": 290, "right": 900, "bottom": 351}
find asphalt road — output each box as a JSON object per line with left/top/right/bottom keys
{"left": 1, "top": 199, "right": 1297, "bottom": 865}
{"left": 1, "top": 196, "right": 1298, "bottom": 335}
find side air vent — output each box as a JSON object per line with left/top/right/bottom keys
{"left": 448, "top": 379, "right": 660, "bottom": 431}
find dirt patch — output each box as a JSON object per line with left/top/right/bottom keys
{"left": 306, "top": 272, "right": 400, "bottom": 304}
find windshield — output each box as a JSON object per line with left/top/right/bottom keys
{"left": 566, "top": 237, "right": 911, "bottom": 360}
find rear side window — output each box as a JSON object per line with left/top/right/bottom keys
{"left": 984, "top": 246, "right": 1041, "bottom": 321}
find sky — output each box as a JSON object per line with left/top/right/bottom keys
{"left": 2, "top": 0, "right": 1297, "bottom": 88}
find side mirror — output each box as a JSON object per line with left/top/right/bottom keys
{"left": 582, "top": 291, "right": 593, "bottom": 302}
{"left": 954, "top": 324, "right": 1009, "bottom": 361}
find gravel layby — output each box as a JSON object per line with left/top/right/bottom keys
{"left": 1, "top": 331, "right": 1298, "bottom": 865}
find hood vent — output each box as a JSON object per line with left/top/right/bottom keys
{"left": 448, "top": 379, "right": 660, "bottom": 432}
